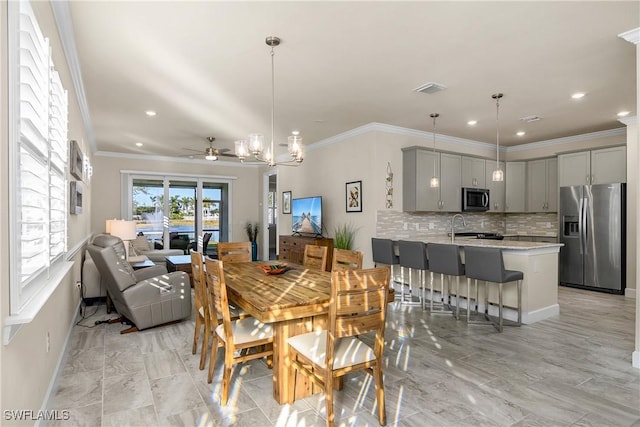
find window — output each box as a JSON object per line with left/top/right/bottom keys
{"left": 9, "top": 0, "right": 69, "bottom": 315}
{"left": 267, "top": 191, "right": 277, "bottom": 225}
{"left": 128, "top": 174, "right": 231, "bottom": 249}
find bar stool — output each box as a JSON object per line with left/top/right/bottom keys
{"left": 426, "top": 243, "right": 465, "bottom": 319}
{"left": 397, "top": 240, "right": 428, "bottom": 306}
{"left": 463, "top": 246, "right": 522, "bottom": 332}
{"left": 371, "top": 238, "right": 399, "bottom": 284}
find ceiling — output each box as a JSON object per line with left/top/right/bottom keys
{"left": 64, "top": 1, "right": 639, "bottom": 160}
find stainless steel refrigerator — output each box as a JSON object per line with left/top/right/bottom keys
{"left": 559, "top": 183, "right": 625, "bottom": 294}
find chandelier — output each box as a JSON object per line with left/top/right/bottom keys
{"left": 491, "top": 93, "right": 504, "bottom": 182}
{"left": 234, "top": 36, "right": 303, "bottom": 166}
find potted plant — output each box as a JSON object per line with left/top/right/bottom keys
{"left": 245, "top": 221, "right": 259, "bottom": 261}
{"left": 333, "top": 223, "right": 356, "bottom": 250}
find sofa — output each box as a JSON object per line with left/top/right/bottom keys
{"left": 130, "top": 235, "right": 183, "bottom": 264}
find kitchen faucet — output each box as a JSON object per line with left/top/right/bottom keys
{"left": 451, "top": 214, "right": 467, "bottom": 243}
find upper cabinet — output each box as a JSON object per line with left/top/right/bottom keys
{"left": 485, "top": 160, "right": 505, "bottom": 212}
{"left": 461, "top": 156, "right": 486, "bottom": 188}
{"left": 505, "top": 162, "right": 527, "bottom": 212}
{"left": 403, "top": 147, "right": 461, "bottom": 212}
{"left": 558, "top": 146, "right": 626, "bottom": 187}
{"left": 527, "top": 158, "right": 557, "bottom": 212}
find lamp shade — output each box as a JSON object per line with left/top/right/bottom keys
{"left": 105, "top": 218, "right": 117, "bottom": 233}
{"left": 110, "top": 220, "right": 137, "bottom": 241}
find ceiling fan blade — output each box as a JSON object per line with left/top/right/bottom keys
{"left": 219, "top": 152, "right": 237, "bottom": 157}
{"left": 181, "top": 147, "right": 203, "bottom": 153}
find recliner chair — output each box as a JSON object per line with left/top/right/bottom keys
{"left": 87, "top": 234, "right": 192, "bottom": 333}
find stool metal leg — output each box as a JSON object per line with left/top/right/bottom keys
{"left": 498, "top": 282, "right": 503, "bottom": 332}
{"left": 517, "top": 279, "right": 522, "bottom": 326}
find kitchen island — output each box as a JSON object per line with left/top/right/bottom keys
{"left": 419, "top": 237, "right": 563, "bottom": 324}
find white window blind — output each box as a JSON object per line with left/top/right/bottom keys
{"left": 10, "top": 0, "right": 69, "bottom": 314}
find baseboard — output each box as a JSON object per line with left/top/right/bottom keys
{"left": 522, "top": 304, "right": 560, "bottom": 324}
{"left": 633, "top": 351, "right": 640, "bottom": 369}
{"left": 624, "top": 288, "right": 636, "bottom": 299}
{"left": 36, "top": 298, "right": 82, "bottom": 427}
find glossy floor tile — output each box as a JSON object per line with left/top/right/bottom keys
{"left": 45, "top": 286, "right": 640, "bottom": 426}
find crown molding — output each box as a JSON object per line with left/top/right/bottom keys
{"left": 504, "top": 127, "right": 627, "bottom": 153}
{"left": 618, "top": 27, "right": 640, "bottom": 45}
{"left": 95, "top": 150, "right": 253, "bottom": 167}
{"left": 618, "top": 116, "right": 638, "bottom": 126}
{"left": 51, "top": 0, "right": 96, "bottom": 153}
{"left": 309, "top": 122, "right": 502, "bottom": 153}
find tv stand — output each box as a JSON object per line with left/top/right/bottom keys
{"left": 279, "top": 235, "right": 334, "bottom": 271}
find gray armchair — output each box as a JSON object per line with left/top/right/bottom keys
{"left": 87, "top": 234, "right": 192, "bottom": 332}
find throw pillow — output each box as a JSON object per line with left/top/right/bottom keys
{"left": 131, "top": 235, "right": 152, "bottom": 253}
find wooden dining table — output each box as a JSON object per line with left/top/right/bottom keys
{"left": 222, "top": 261, "right": 332, "bottom": 404}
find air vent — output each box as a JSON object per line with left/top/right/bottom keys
{"left": 413, "top": 82, "right": 447, "bottom": 94}
{"left": 520, "top": 115, "right": 542, "bottom": 123}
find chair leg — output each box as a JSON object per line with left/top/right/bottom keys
{"left": 455, "top": 276, "right": 460, "bottom": 320}
{"left": 207, "top": 334, "right": 219, "bottom": 384}
{"left": 192, "top": 314, "right": 201, "bottom": 354}
{"left": 199, "top": 316, "right": 210, "bottom": 370}
{"left": 517, "top": 279, "right": 522, "bottom": 326}
{"left": 221, "top": 348, "right": 234, "bottom": 405}
{"left": 325, "top": 374, "right": 335, "bottom": 427}
{"left": 373, "top": 363, "right": 386, "bottom": 426}
{"left": 430, "top": 271, "right": 435, "bottom": 311}
{"left": 466, "top": 278, "right": 471, "bottom": 322}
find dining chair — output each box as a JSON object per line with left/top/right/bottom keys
{"left": 303, "top": 244, "right": 328, "bottom": 271}
{"left": 331, "top": 248, "right": 363, "bottom": 271}
{"left": 204, "top": 258, "right": 274, "bottom": 405}
{"left": 217, "top": 241, "right": 252, "bottom": 263}
{"left": 287, "top": 266, "right": 391, "bottom": 427}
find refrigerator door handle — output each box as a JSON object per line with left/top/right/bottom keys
{"left": 579, "top": 197, "right": 585, "bottom": 255}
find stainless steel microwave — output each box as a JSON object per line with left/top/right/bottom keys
{"left": 462, "top": 187, "right": 490, "bottom": 211}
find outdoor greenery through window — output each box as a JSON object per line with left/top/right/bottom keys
{"left": 131, "top": 177, "right": 228, "bottom": 252}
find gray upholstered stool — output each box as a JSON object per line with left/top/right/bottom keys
{"left": 397, "top": 240, "right": 428, "bottom": 306}
{"left": 426, "top": 243, "right": 465, "bottom": 319}
{"left": 464, "top": 246, "right": 522, "bottom": 332}
{"left": 372, "top": 237, "right": 400, "bottom": 289}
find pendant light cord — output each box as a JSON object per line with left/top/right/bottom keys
{"left": 496, "top": 95, "right": 500, "bottom": 169}
{"left": 270, "top": 45, "right": 276, "bottom": 166}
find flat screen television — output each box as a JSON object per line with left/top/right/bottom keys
{"left": 292, "top": 196, "right": 323, "bottom": 235}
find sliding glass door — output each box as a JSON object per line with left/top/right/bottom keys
{"left": 128, "top": 174, "right": 230, "bottom": 251}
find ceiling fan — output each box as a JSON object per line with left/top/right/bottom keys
{"left": 181, "top": 137, "right": 236, "bottom": 161}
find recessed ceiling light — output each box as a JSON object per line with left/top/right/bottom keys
{"left": 516, "top": 131, "right": 525, "bottom": 136}
{"left": 571, "top": 92, "right": 585, "bottom": 99}
{"left": 135, "top": 142, "right": 143, "bottom": 147}
{"left": 467, "top": 120, "right": 477, "bottom": 126}
{"left": 145, "top": 110, "right": 156, "bottom": 116}
{"left": 617, "top": 111, "right": 630, "bottom": 117}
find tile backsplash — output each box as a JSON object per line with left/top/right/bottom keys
{"left": 376, "top": 210, "right": 558, "bottom": 239}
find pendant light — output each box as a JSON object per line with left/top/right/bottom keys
{"left": 491, "top": 93, "right": 504, "bottom": 182}
{"left": 429, "top": 113, "right": 440, "bottom": 188}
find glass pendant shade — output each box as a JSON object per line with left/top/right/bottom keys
{"left": 248, "top": 133, "right": 264, "bottom": 155}
{"left": 492, "top": 167, "right": 504, "bottom": 182}
{"left": 429, "top": 112, "right": 440, "bottom": 188}
{"left": 430, "top": 176, "right": 440, "bottom": 188}
{"left": 288, "top": 134, "right": 302, "bottom": 159}
{"left": 234, "top": 139, "right": 249, "bottom": 160}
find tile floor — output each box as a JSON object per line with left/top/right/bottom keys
{"left": 46, "top": 286, "right": 640, "bottom": 426}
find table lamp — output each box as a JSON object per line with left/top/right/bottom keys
{"left": 110, "top": 220, "right": 137, "bottom": 260}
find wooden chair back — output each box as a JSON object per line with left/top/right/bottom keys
{"left": 331, "top": 248, "right": 364, "bottom": 272}
{"left": 303, "top": 244, "right": 328, "bottom": 271}
{"left": 217, "top": 241, "right": 251, "bottom": 263}
{"left": 190, "top": 251, "right": 206, "bottom": 310}
{"left": 203, "top": 258, "right": 234, "bottom": 345}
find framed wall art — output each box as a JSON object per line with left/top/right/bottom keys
{"left": 345, "top": 180, "right": 362, "bottom": 212}
{"left": 70, "top": 181, "right": 83, "bottom": 214}
{"left": 69, "top": 140, "right": 84, "bottom": 180}
{"left": 282, "top": 191, "right": 292, "bottom": 214}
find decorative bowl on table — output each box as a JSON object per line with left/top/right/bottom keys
{"left": 258, "top": 264, "right": 290, "bottom": 275}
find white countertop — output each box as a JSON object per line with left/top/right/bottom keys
{"left": 424, "top": 236, "right": 563, "bottom": 250}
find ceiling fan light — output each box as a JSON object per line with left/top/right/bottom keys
{"left": 205, "top": 154, "right": 217, "bottom": 161}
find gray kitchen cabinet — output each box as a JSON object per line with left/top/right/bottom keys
{"left": 485, "top": 160, "right": 505, "bottom": 212}
{"left": 505, "top": 162, "right": 527, "bottom": 212}
{"left": 527, "top": 158, "right": 557, "bottom": 212}
{"left": 558, "top": 146, "right": 626, "bottom": 186}
{"left": 402, "top": 147, "right": 461, "bottom": 212}
{"left": 461, "top": 156, "right": 486, "bottom": 188}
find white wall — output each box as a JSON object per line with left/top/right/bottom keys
{"left": 91, "top": 155, "right": 263, "bottom": 242}
{"left": 1, "top": 1, "right": 92, "bottom": 422}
